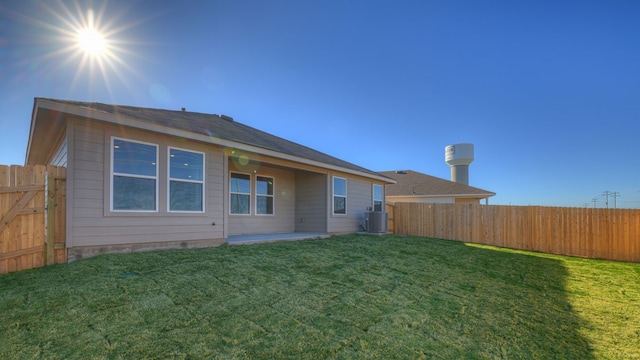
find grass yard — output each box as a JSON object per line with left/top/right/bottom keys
{"left": 1, "top": 235, "right": 639, "bottom": 359}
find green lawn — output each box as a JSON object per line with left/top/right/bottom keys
{"left": 1, "top": 235, "right": 639, "bottom": 359}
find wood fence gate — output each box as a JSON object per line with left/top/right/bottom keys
{"left": 0, "top": 165, "right": 66, "bottom": 274}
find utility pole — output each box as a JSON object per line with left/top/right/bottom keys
{"left": 603, "top": 191, "right": 613, "bottom": 208}
{"left": 611, "top": 192, "right": 620, "bottom": 209}
{"left": 592, "top": 198, "right": 598, "bottom": 208}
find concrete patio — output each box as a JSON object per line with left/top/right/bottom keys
{"left": 226, "top": 232, "right": 330, "bottom": 245}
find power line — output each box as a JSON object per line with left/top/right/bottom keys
{"left": 586, "top": 191, "right": 623, "bottom": 208}
{"left": 589, "top": 191, "right": 620, "bottom": 208}
{"left": 611, "top": 192, "right": 620, "bottom": 209}
{"left": 603, "top": 190, "right": 613, "bottom": 208}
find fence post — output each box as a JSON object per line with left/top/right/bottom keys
{"left": 386, "top": 202, "right": 395, "bottom": 234}
{"left": 45, "top": 172, "right": 56, "bottom": 266}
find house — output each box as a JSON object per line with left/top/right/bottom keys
{"left": 378, "top": 170, "right": 495, "bottom": 204}
{"left": 26, "top": 98, "right": 395, "bottom": 261}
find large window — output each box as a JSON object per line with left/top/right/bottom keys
{"left": 373, "top": 184, "right": 383, "bottom": 212}
{"left": 256, "top": 176, "right": 274, "bottom": 215}
{"left": 230, "top": 172, "right": 251, "bottom": 214}
{"left": 169, "top": 148, "right": 204, "bottom": 212}
{"left": 111, "top": 138, "right": 158, "bottom": 211}
{"left": 333, "top": 176, "right": 347, "bottom": 215}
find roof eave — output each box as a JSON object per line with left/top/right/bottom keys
{"left": 387, "top": 193, "right": 495, "bottom": 199}
{"left": 35, "top": 99, "right": 396, "bottom": 183}
{"left": 24, "top": 98, "right": 40, "bottom": 165}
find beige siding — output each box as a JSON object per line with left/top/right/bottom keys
{"left": 64, "top": 118, "right": 391, "bottom": 249}
{"left": 295, "top": 171, "right": 327, "bottom": 233}
{"left": 49, "top": 135, "right": 67, "bottom": 167}
{"left": 328, "top": 174, "right": 379, "bottom": 234}
{"left": 387, "top": 196, "right": 482, "bottom": 204}
{"left": 72, "top": 122, "right": 104, "bottom": 240}
{"left": 227, "top": 164, "right": 296, "bottom": 235}
{"left": 69, "top": 120, "right": 225, "bottom": 247}
{"left": 454, "top": 198, "right": 482, "bottom": 204}
{"left": 388, "top": 196, "right": 455, "bottom": 204}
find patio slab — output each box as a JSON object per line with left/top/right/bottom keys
{"left": 226, "top": 232, "right": 330, "bottom": 245}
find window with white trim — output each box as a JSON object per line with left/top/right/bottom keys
{"left": 333, "top": 176, "right": 347, "bottom": 215}
{"left": 230, "top": 172, "right": 251, "bottom": 214}
{"left": 111, "top": 138, "right": 158, "bottom": 211}
{"left": 169, "top": 147, "right": 204, "bottom": 212}
{"left": 256, "top": 176, "right": 274, "bottom": 215}
{"left": 373, "top": 184, "right": 383, "bottom": 212}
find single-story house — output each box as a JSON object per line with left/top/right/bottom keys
{"left": 378, "top": 170, "right": 495, "bottom": 204}
{"left": 26, "top": 98, "right": 395, "bottom": 261}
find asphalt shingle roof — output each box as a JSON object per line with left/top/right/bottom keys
{"left": 41, "top": 99, "right": 389, "bottom": 180}
{"left": 378, "top": 170, "right": 495, "bottom": 197}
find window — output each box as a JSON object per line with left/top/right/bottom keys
{"left": 169, "top": 148, "right": 204, "bottom": 212}
{"left": 373, "top": 184, "right": 383, "bottom": 212}
{"left": 230, "top": 173, "right": 251, "bottom": 214}
{"left": 256, "top": 176, "right": 274, "bottom": 215}
{"left": 333, "top": 176, "right": 347, "bottom": 215}
{"left": 111, "top": 138, "right": 158, "bottom": 211}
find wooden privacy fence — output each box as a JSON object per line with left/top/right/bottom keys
{"left": 0, "top": 165, "right": 66, "bottom": 274}
{"left": 389, "top": 202, "right": 640, "bottom": 263}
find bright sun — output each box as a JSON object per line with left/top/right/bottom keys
{"left": 26, "top": 3, "right": 141, "bottom": 93}
{"left": 77, "top": 27, "right": 107, "bottom": 56}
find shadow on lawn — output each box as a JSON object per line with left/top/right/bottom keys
{"left": 417, "top": 238, "right": 595, "bottom": 359}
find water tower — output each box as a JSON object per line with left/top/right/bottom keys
{"left": 445, "top": 143, "right": 474, "bottom": 185}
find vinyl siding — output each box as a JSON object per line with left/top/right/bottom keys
{"left": 69, "top": 119, "right": 225, "bottom": 247}
{"left": 227, "top": 164, "right": 296, "bottom": 235}
{"left": 72, "top": 122, "right": 104, "bottom": 233}
{"left": 295, "top": 171, "right": 327, "bottom": 233}
{"left": 327, "top": 174, "right": 377, "bottom": 234}
{"left": 454, "top": 198, "right": 482, "bottom": 204}
{"left": 387, "top": 196, "right": 455, "bottom": 204}
{"left": 49, "top": 134, "right": 67, "bottom": 167}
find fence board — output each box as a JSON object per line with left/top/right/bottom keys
{"left": 0, "top": 165, "right": 66, "bottom": 274}
{"left": 0, "top": 166, "right": 8, "bottom": 274}
{"left": 391, "top": 202, "right": 640, "bottom": 263}
{"left": 386, "top": 203, "right": 395, "bottom": 235}
{"left": 52, "top": 166, "right": 67, "bottom": 264}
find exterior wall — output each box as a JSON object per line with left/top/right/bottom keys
{"left": 295, "top": 171, "right": 327, "bottom": 233}
{"left": 49, "top": 133, "right": 67, "bottom": 167}
{"left": 55, "top": 116, "right": 391, "bottom": 258}
{"left": 388, "top": 196, "right": 455, "bottom": 204}
{"left": 454, "top": 198, "right": 482, "bottom": 204}
{"left": 387, "top": 196, "right": 483, "bottom": 204}
{"left": 327, "top": 173, "right": 386, "bottom": 234}
{"left": 66, "top": 238, "right": 221, "bottom": 261}
{"left": 227, "top": 163, "right": 296, "bottom": 235}
{"left": 67, "top": 119, "right": 225, "bottom": 254}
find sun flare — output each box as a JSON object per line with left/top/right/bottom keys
{"left": 20, "top": 1, "right": 146, "bottom": 96}
{"left": 77, "top": 27, "right": 107, "bottom": 56}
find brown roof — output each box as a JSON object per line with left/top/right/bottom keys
{"left": 379, "top": 170, "right": 495, "bottom": 198}
{"left": 32, "top": 98, "right": 392, "bottom": 182}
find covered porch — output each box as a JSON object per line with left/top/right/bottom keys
{"left": 226, "top": 151, "right": 330, "bottom": 237}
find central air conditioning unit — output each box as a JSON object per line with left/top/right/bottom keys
{"left": 365, "top": 211, "right": 388, "bottom": 233}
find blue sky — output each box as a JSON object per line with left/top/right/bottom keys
{"left": 1, "top": 0, "right": 639, "bottom": 208}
